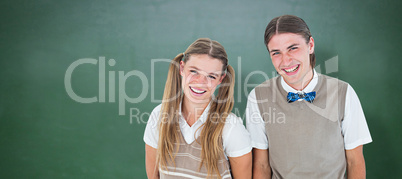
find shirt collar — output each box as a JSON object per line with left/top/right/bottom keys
{"left": 179, "top": 100, "right": 212, "bottom": 124}
{"left": 280, "top": 69, "right": 318, "bottom": 93}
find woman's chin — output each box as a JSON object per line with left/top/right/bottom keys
{"left": 184, "top": 93, "right": 211, "bottom": 105}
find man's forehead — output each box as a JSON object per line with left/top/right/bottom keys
{"left": 268, "top": 35, "right": 304, "bottom": 50}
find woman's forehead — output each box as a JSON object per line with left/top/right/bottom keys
{"left": 185, "top": 54, "right": 224, "bottom": 72}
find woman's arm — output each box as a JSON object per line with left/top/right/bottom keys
{"left": 228, "top": 152, "right": 252, "bottom": 179}
{"left": 252, "top": 148, "right": 271, "bottom": 179}
{"left": 145, "top": 144, "right": 159, "bottom": 179}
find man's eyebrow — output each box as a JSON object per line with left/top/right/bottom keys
{"left": 269, "top": 43, "right": 300, "bottom": 53}
{"left": 269, "top": 49, "right": 280, "bottom": 53}
{"left": 287, "top": 43, "right": 299, "bottom": 49}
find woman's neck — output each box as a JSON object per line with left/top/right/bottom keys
{"left": 181, "top": 96, "right": 210, "bottom": 127}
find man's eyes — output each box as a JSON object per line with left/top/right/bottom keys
{"left": 271, "top": 47, "right": 298, "bottom": 56}
{"left": 272, "top": 52, "right": 280, "bottom": 56}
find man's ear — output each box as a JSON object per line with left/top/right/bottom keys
{"left": 308, "top": 36, "right": 315, "bottom": 54}
{"left": 179, "top": 61, "right": 184, "bottom": 76}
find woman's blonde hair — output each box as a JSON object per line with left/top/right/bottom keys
{"left": 157, "top": 38, "right": 235, "bottom": 178}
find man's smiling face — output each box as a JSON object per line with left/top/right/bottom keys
{"left": 267, "top": 33, "right": 315, "bottom": 90}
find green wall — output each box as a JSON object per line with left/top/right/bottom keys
{"left": 1, "top": 0, "right": 401, "bottom": 178}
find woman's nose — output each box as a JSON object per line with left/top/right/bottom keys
{"left": 193, "top": 74, "right": 208, "bottom": 84}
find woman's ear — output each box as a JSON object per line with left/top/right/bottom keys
{"left": 179, "top": 61, "right": 185, "bottom": 76}
{"left": 219, "top": 73, "right": 226, "bottom": 84}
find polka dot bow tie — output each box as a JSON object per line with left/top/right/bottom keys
{"left": 287, "top": 91, "right": 316, "bottom": 103}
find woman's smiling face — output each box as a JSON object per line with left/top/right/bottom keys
{"left": 180, "top": 54, "right": 225, "bottom": 104}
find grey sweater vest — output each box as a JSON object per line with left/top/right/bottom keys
{"left": 159, "top": 130, "right": 232, "bottom": 179}
{"left": 255, "top": 74, "right": 348, "bottom": 179}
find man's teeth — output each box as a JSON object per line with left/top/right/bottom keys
{"left": 284, "top": 65, "right": 299, "bottom": 73}
{"left": 190, "top": 87, "right": 206, "bottom": 94}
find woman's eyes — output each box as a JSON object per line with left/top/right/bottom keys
{"left": 208, "top": 75, "right": 217, "bottom": 80}
{"left": 189, "top": 70, "right": 217, "bottom": 80}
{"left": 190, "top": 70, "right": 197, "bottom": 74}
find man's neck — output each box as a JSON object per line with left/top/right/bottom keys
{"left": 286, "top": 69, "right": 314, "bottom": 91}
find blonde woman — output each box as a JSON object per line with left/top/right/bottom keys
{"left": 144, "top": 38, "right": 252, "bottom": 179}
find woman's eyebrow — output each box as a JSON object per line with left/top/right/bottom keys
{"left": 189, "top": 66, "right": 220, "bottom": 76}
{"left": 189, "top": 66, "right": 201, "bottom": 71}
{"left": 209, "top": 72, "right": 220, "bottom": 77}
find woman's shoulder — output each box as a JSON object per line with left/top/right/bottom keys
{"left": 222, "top": 113, "right": 252, "bottom": 157}
{"left": 147, "top": 104, "right": 163, "bottom": 124}
{"left": 225, "top": 112, "right": 242, "bottom": 122}
{"left": 151, "top": 103, "right": 163, "bottom": 113}
{"left": 144, "top": 104, "right": 163, "bottom": 149}
{"left": 223, "top": 113, "right": 246, "bottom": 129}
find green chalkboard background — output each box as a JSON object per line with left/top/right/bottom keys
{"left": 1, "top": 0, "right": 401, "bottom": 178}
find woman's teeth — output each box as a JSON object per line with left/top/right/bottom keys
{"left": 283, "top": 65, "right": 299, "bottom": 73}
{"left": 190, "top": 87, "right": 206, "bottom": 94}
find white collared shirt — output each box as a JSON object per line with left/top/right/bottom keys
{"left": 144, "top": 102, "right": 252, "bottom": 158}
{"left": 246, "top": 70, "right": 372, "bottom": 150}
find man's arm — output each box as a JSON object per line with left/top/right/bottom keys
{"left": 345, "top": 145, "right": 366, "bottom": 179}
{"left": 228, "top": 152, "right": 252, "bottom": 179}
{"left": 252, "top": 148, "right": 271, "bottom": 179}
{"left": 145, "top": 144, "right": 159, "bottom": 179}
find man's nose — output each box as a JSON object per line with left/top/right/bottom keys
{"left": 282, "top": 53, "right": 292, "bottom": 66}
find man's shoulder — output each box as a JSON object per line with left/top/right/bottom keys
{"left": 255, "top": 76, "right": 280, "bottom": 90}
{"left": 318, "top": 73, "right": 349, "bottom": 86}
